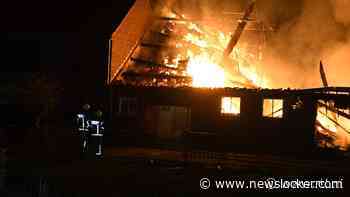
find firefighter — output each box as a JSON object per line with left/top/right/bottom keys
{"left": 75, "top": 113, "right": 86, "bottom": 134}
{"left": 88, "top": 109, "right": 104, "bottom": 159}
{"left": 78, "top": 104, "right": 92, "bottom": 157}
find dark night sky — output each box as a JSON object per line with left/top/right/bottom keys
{"left": 1, "top": 0, "right": 135, "bottom": 104}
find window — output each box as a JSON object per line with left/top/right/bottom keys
{"left": 221, "top": 97, "right": 240, "bottom": 115}
{"left": 118, "top": 97, "right": 137, "bottom": 116}
{"left": 263, "top": 99, "right": 283, "bottom": 118}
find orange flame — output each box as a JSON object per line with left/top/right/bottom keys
{"left": 186, "top": 52, "right": 226, "bottom": 88}
{"left": 182, "top": 22, "right": 268, "bottom": 88}
{"left": 316, "top": 102, "right": 350, "bottom": 150}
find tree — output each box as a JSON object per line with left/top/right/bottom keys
{"left": 0, "top": 72, "right": 64, "bottom": 160}
{"left": 22, "top": 73, "right": 63, "bottom": 129}
{"left": 14, "top": 73, "right": 63, "bottom": 156}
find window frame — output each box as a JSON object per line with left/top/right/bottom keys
{"left": 263, "top": 98, "right": 284, "bottom": 119}
{"left": 118, "top": 97, "right": 138, "bottom": 116}
{"left": 220, "top": 96, "right": 241, "bottom": 116}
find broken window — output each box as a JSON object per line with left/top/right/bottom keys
{"left": 118, "top": 97, "right": 137, "bottom": 116}
{"left": 263, "top": 99, "right": 283, "bottom": 118}
{"left": 221, "top": 97, "right": 240, "bottom": 115}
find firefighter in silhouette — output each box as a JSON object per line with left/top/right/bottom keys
{"left": 87, "top": 109, "right": 104, "bottom": 159}
{"left": 76, "top": 103, "right": 92, "bottom": 158}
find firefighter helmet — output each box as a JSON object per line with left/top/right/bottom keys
{"left": 83, "top": 104, "right": 91, "bottom": 111}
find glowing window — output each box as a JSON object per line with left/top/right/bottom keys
{"left": 221, "top": 97, "right": 240, "bottom": 115}
{"left": 263, "top": 99, "right": 283, "bottom": 118}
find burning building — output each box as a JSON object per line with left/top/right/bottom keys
{"left": 106, "top": 0, "right": 350, "bottom": 155}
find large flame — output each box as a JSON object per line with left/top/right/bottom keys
{"left": 181, "top": 22, "right": 268, "bottom": 88}
{"left": 179, "top": 22, "right": 267, "bottom": 116}
{"left": 186, "top": 52, "right": 226, "bottom": 88}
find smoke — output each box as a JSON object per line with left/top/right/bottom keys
{"left": 331, "top": 0, "right": 350, "bottom": 25}
{"left": 259, "top": 0, "right": 350, "bottom": 88}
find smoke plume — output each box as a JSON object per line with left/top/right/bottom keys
{"left": 260, "top": 0, "right": 350, "bottom": 88}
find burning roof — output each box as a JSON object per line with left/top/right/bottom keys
{"left": 108, "top": 0, "right": 270, "bottom": 89}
